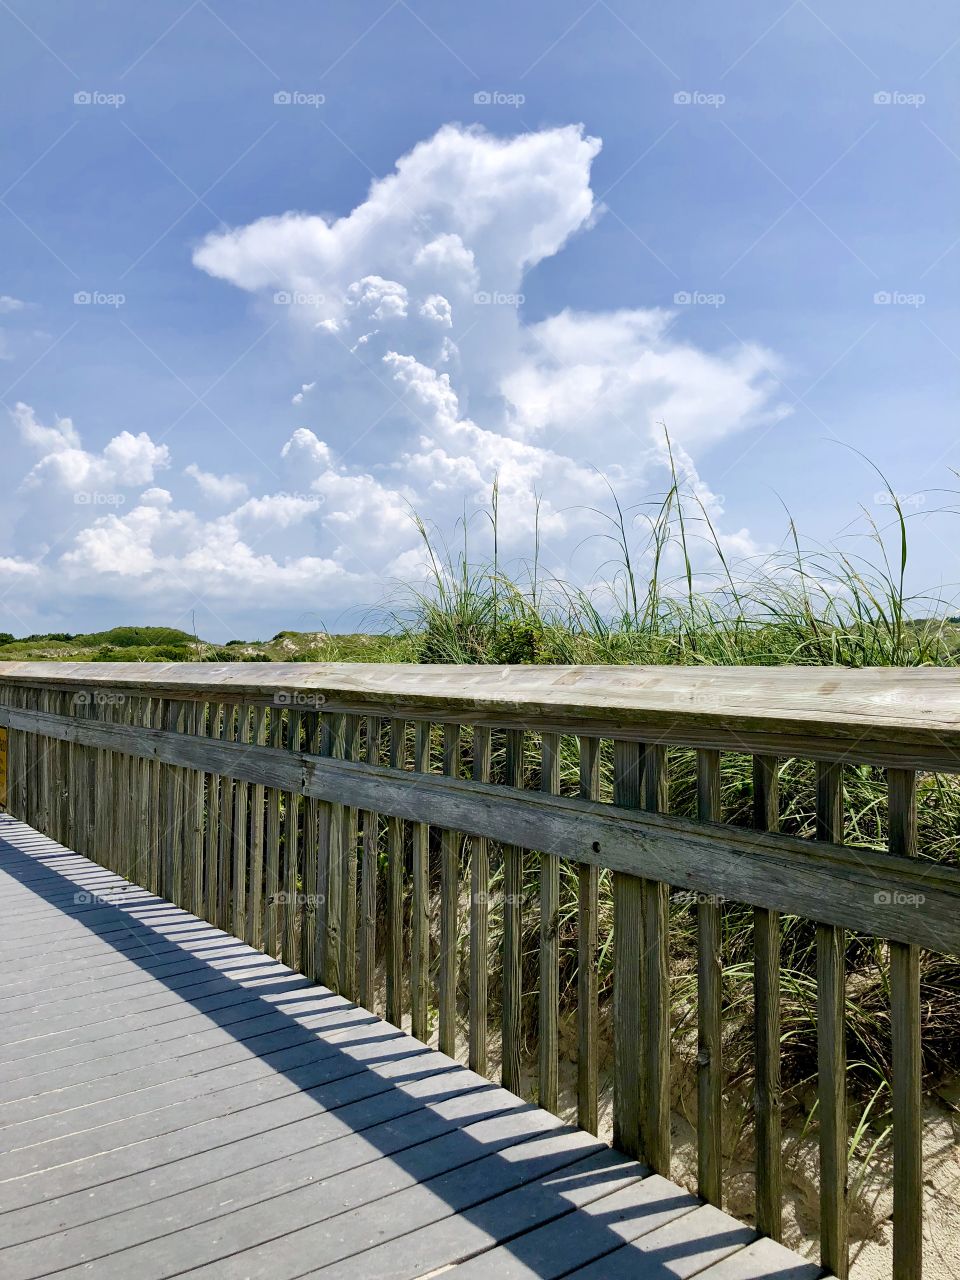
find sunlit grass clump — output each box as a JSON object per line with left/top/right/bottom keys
{"left": 388, "top": 452, "right": 960, "bottom": 1186}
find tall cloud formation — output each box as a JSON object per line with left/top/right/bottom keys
{"left": 3, "top": 124, "right": 786, "bottom": 635}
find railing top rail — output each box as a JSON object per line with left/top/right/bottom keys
{"left": 1, "top": 660, "right": 960, "bottom": 768}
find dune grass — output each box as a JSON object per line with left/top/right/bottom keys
{"left": 388, "top": 458, "right": 960, "bottom": 1184}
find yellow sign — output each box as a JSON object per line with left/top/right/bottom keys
{"left": 0, "top": 727, "right": 7, "bottom": 811}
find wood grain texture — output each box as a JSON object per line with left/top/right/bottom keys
{"left": 888, "top": 768, "right": 921, "bottom": 1280}
{"left": 538, "top": 731, "right": 561, "bottom": 1116}
{"left": 411, "top": 721, "right": 431, "bottom": 1043}
{"left": 385, "top": 717, "right": 407, "bottom": 1028}
{"left": 299, "top": 710, "right": 320, "bottom": 978}
{"left": 501, "top": 728, "right": 524, "bottom": 1095}
{"left": 5, "top": 660, "right": 960, "bottom": 769}
{"left": 439, "top": 723, "right": 461, "bottom": 1057}
{"left": 264, "top": 709, "right": 282, "bottom": 959}
{"left": 696, "top": 747, "right": 723, "bottom": 1208}
{"left": 578, "top": 735, "right": 601, "bottom": 1135}
{"left": 216, "top": 703, "right": 235, "bottom": 931}
{"left": 816, "top": 760, "right": 848, "bottom": 1280}
{"left": 282, "top": 709, "right": 302, "bottom": 969}
{"left": 641, "top": 742, "right": 670, "bottom": 1175}
{"left": 358, "top": 716, "right": 381, "bottom": 1013}
{"left": 612, "top": 739, "right": 643, "bottom": 1159}
{"left": 339, "top": 713, "right": 361, "bottom": 1002}
{"left": 320, "top": 712, "right": 342, "bottom": 992}
{"left": 752, "top": 754, "right": 783, "bottom": 1242}
{"left": 0, "top": 818, "right": 822, "bottom": 1280}
{"left": 469, "top": 725, "right": 492, "bottom": 1077}
{"left": 232, "top": 706, "right": 251, "bottom": 942}
{"left": 246, "top": 706, "right": 267, "bottom": 951}
{"left": 5, "top": 702, "right": 959, "bottom": 952}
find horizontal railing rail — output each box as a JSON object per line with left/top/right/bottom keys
{"left": 1, "top": 661, "right": 957, "bottom": 1280}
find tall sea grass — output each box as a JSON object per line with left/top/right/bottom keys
{"left": 389, "top": 450, "right": 960, "bottom": 1176}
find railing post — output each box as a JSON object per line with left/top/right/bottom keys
{"left": 889, "top": 768, "right": 922, "bottom": 1280}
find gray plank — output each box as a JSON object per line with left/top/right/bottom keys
{"left": 566, "top": 1203, "right": 755, "bottom": 1278}
{"left": 0, "top": 821, "right": 821, "bottom": 1280}
{"left": 696, "top": 1237, "right": 826, "bottom": 1278}
{"left": 446, "top": 1172, "right": 699, "bottom": 1279}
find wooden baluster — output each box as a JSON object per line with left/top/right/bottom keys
{"left": 816, "top": 760, "right": 848, "bottom": 1280}
{"left": 316, "top": 711, "right": 335, "bottom": 987}
{"left": 135, "top": 697, "right": 155, "bottom": 898}
{"left": 696, "top": 747, "right": 723, "bottom": 1207}
{"left": 469, "top": 725, "right": 492, "bottom": 1078}
{"left": 264, "top": 707, "right": 283, "bottom": 958}
{"left": 358, "top": 716, "right": 382, "bottom": 1012}
{"left": 539, "top": 731, "right": 561, "bottom": 1115}
{"left": 217, "top": 704, "right": 235, "bottom": 930}
{"left": 411, "top": 721, "right": 431, "bottom": 1042}
{"left": 753, "top": 754, "right": 783, "bottom": 1241}
{"left": 889, "top": 768, "right": 922, "bottom": 1280}
{"left": 232, "top": 706, "right": 251, "bottom": 939}
{"left": 148, "top": 697, "right": 163, "bottom": 894}
{"left": 642, "top": 741, "right": 670, "bottom": 1173}
{"left": 325, "top": 716, "right": 348, "bottom": 993}
{"left": 612, "top": 739, "right": 643, "bottom": 1158}
{"left": 339, "top": 713, "right": 361, "bottom": 1001}
{"left": 183, "top": 702, "right": 204, "bottom": 915}
{"left": 248, "top": 706, "right": 267, "bottom": 950}
{"left": 163, "top": 700, "right": 185, "bottom": 903}
{"left": 439, "top": 723, "right": 461, "bottom": 1057}
{"left": 283, "top": 708, "right": 302, "bottom": 967}
{"left": 501, "top": 728, "right": 524, "bottom": 1095}
{"left": 578, "top": 735, "right": 601, "bottom": 1134}
{"left": 386, "top": 718, "right": 407, "bottom": 1028}
{"left": 203, "top": 703, "right": 223, "bottom": 928}
{"left": 299, "top": 709, "right": 320, "bottom": 977}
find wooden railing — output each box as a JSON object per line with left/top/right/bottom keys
{"left": 2, "top": 661, "right": 959, "bottom": 1280}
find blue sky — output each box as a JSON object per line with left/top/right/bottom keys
{"left": 1, "top": 1, "right": 958, "bottom": 639}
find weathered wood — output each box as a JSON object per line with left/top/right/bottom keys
{"left": 752, "top": 754, "right": 783, "bottom": 1242}
{"left": 247, "top": 706, "right": 268, "bottom": 952}
{"left": 6, "top": 659, "right": 960, "bottom": 771}
{"left": 469, "top": 725, "right": 492, "bottom": 1077}
{"left": 163, "top": 700, "right": 186, "bottom": 906}
{"left": 320, "top": 712, "right": 341, "bottom": 992}
{"left": 264, "top": 709, "right": 282, "bottom": 958}
{"left": 696, "top": 747, "right": 723, "bottom": 1208}
{"left": 642, "top": 742, "right": 670, "bottom": 1174}
{"left": 147, "top": 697, "right": 162, "bottom": 894}
{"left": 612, "top": 739, "right": 643, "bottom": 1159}
{"left": 358, "top": 716, "right": 381, "bottom": 1013}
{"left": 183, "top": 702, "right": 204, "bottom": 917}
{"left": 339, "top": 713, "right": 361, "bottom": 1002}
{"left": 283, "top": 709, "right": 302, "bottom": 968}
{"left": 299, "top": 710, "right": 320, "bottom": 978}
{"left": 577, "top": 735, "right": 601, "bottom": 1134}
{"left": 501, "top": 728, "right": 524, "bottom": 1095}
{"left": 816, "top": 760, "right": 848, "bottom": 1280}
{"left": 888, "top": 768, "right": 921, "bottom": 1280}
{"left": 439, "top": 723, "right": 461, "bottom": 1057}
{"left": 5, "top": 703, "right": 960, "bottom": 952}
{"left": 0, "top": 817, "right": 819, "bottom": 1280}
{"left": 232, "top": 706, "right": 252, "bottom": 941}
{"left": 411, "top": 721, "right": 431, "bottom": 1043}
{"left": 538, "top": 731, "right": 561, "bottom": 1115}
{"left": 386, "top": 717, "right": 407, "bottom": 1028}
{"left": 216, "top": 703, "right": 235, "bottom": 931}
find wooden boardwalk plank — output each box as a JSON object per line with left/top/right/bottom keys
{"left": 0, "top": 814, "right": 822, "bottom": 1280}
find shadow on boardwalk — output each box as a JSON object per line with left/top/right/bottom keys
{"left": 0, "top": 815, "right": 817, "bottom": 1279}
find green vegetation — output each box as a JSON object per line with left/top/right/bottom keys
{"left": 0, "top": 625, "right": 412, "bottom": 665}
{"left": 2, "top": 455, "right": 957, "bottom": 1185}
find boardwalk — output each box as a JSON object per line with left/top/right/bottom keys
{"left": 0, "top": 815, "right": 826, "bottom": 1280}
